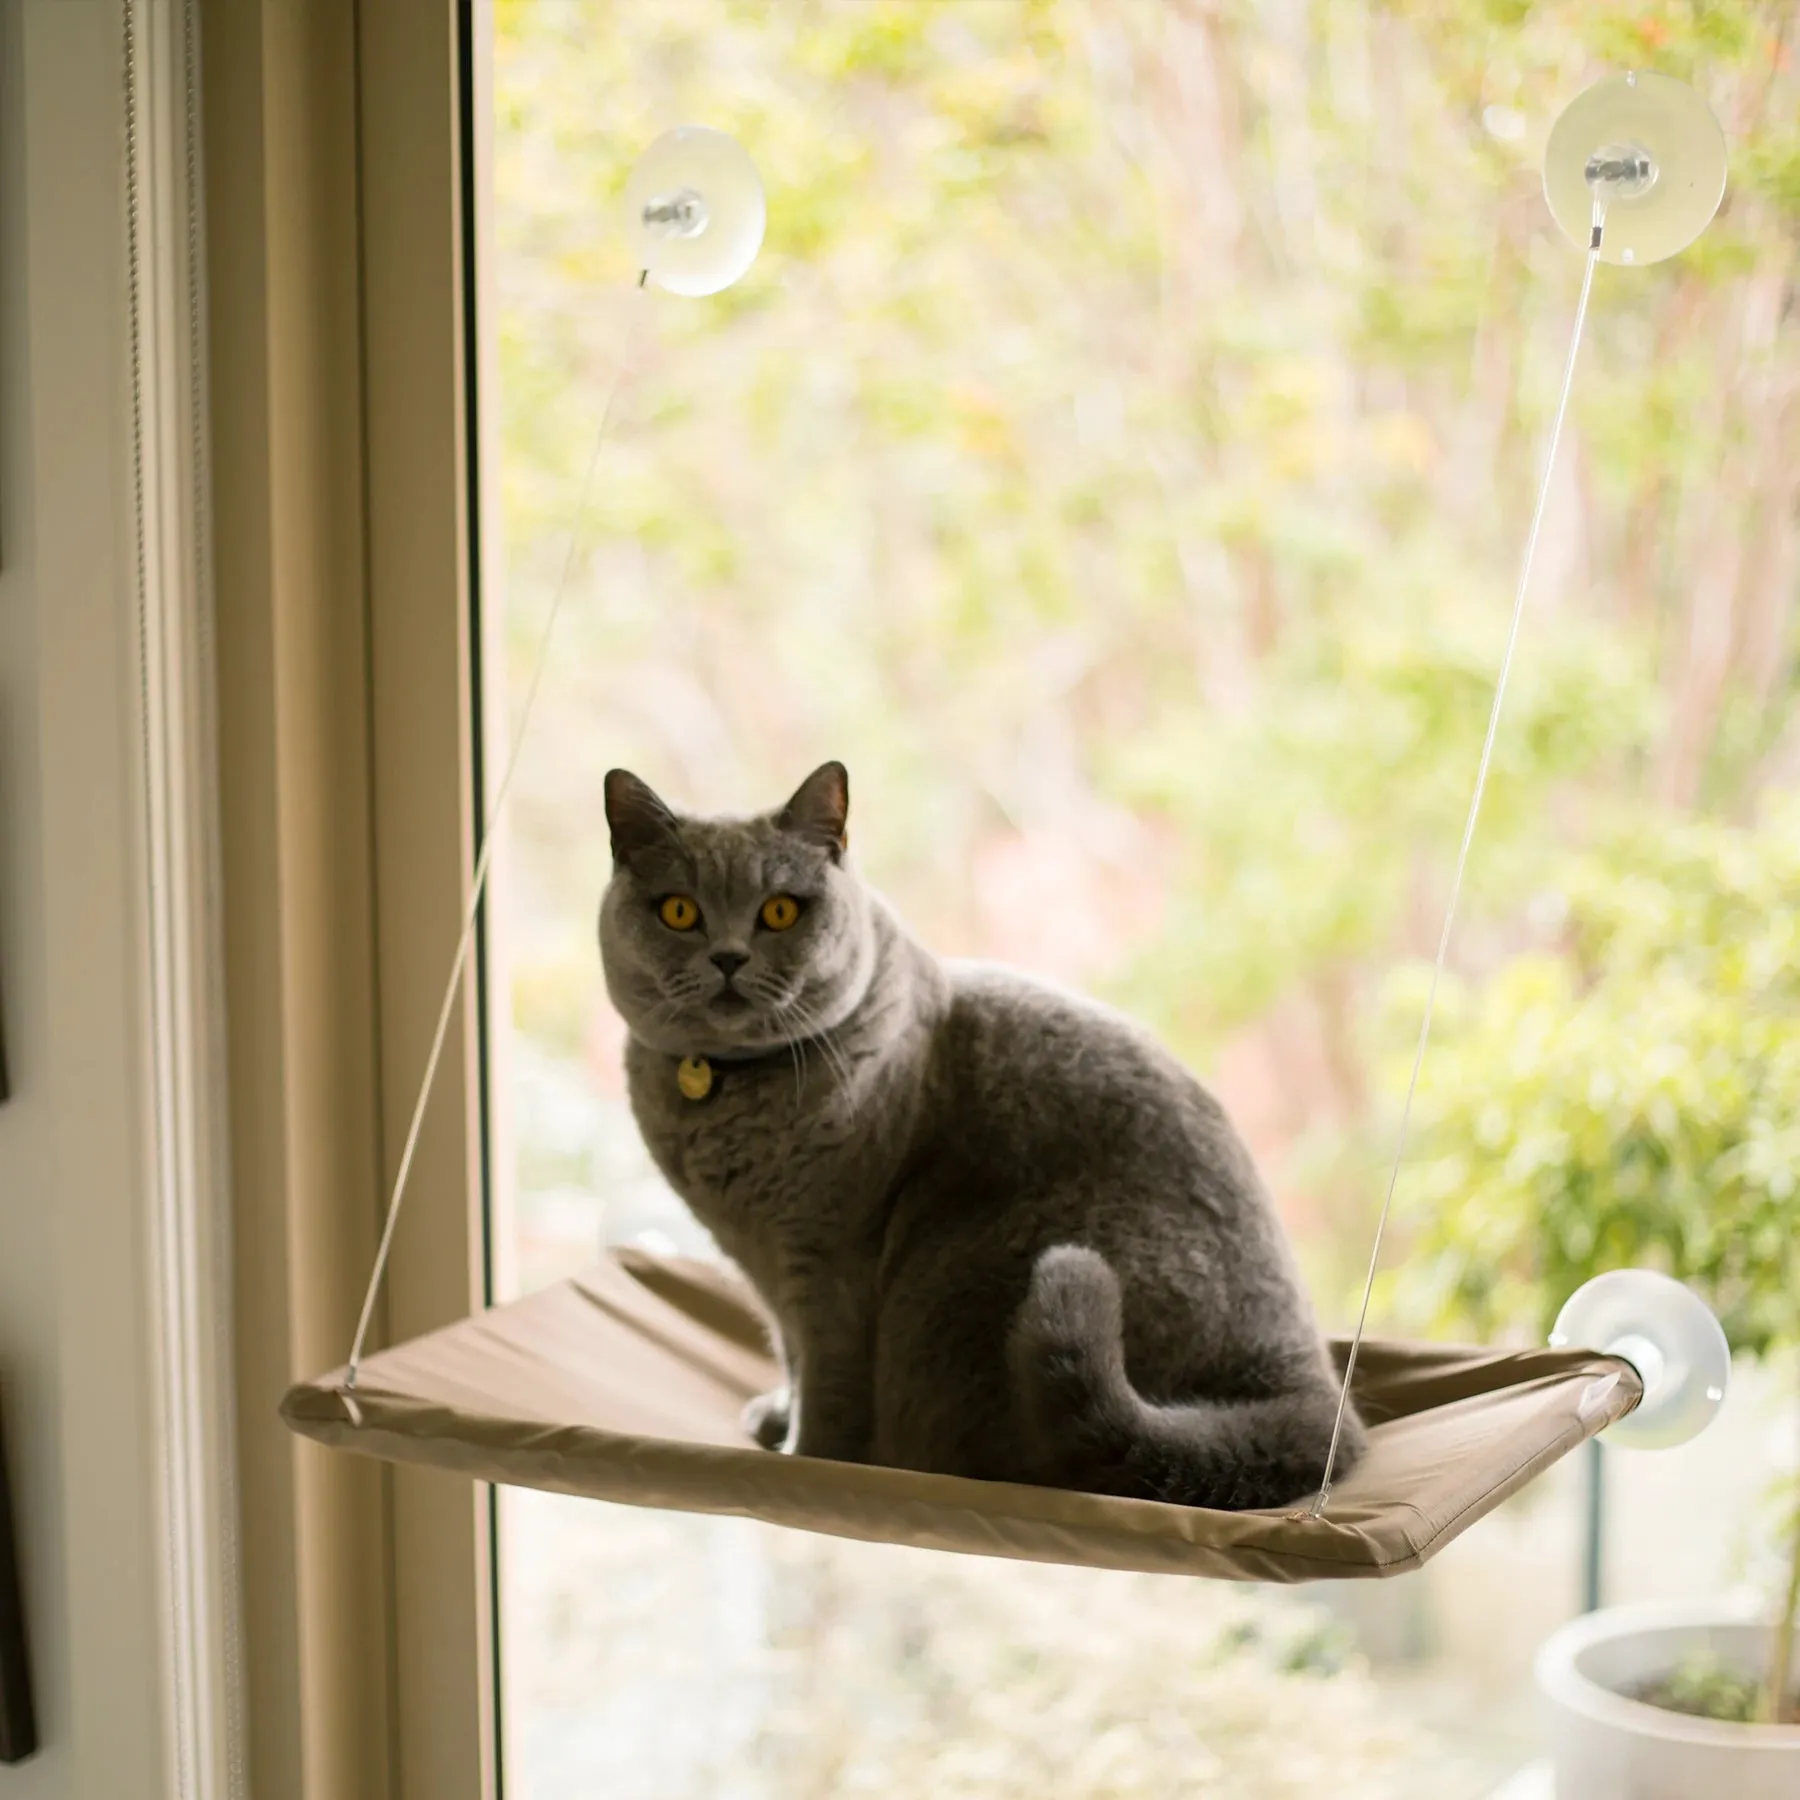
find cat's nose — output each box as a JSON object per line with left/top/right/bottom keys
{"left": 710, "top": 950, "right": 749, "bottom": 980}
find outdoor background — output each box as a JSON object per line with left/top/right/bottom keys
{"left": 483, "top": 2, "right": 1800, "bottom": 1794}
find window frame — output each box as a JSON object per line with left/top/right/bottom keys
{"left": 203, "top": 1, "right": 497, "bottom": 1794}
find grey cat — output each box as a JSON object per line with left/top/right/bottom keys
{"left": 599, "top": 762, "right": 1363, "bottom": 1509}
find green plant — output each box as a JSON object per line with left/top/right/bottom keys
{"left": 1635, "top": 1649, "right": 1762, "bottom": 1724}
{"left": 1767, "top": 1483, "right": 1800, "bottom": 1726}
{"left": 1391, "top": 795, "right": 1800, "bottom": 1723}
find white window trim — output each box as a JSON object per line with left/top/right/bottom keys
{"left": 4, "top": 0, "right": 241, "bottom": 1792}
{"left": 124, "top": 1, "right": 246, "bottom": 1795}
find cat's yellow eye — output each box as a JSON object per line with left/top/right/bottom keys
{"left": 659, "top": 894, "right": 700, "bottom": 931}
{"left": 760, "top": 894, "right": 801, "bottom": 932}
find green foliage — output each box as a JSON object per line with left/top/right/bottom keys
{"left": 1390, "top": 796, "right": 1800, "bottom": 1356}
{"left": 492, "top": 0, "right": 1800, "bottom": 1308}
{"left": 1109, "top": 582, "right": 1656, "bottom": 1042}
{"left": 1635, "top": 1650, "right": 1765, "bottom": 1725}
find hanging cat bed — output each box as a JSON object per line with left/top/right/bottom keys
{"left": 283, "top": 77, "right": 1738, "bottom": 1579}
{"left": 285, "top": 1249, "right": 1645, "bottom": 1583}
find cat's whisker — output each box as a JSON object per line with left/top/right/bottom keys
{"left": 776, "top": 995, "right": 855, "bottom": 1118}
{"left": 736, "top": 975, "right": 801, "bottom": 1097}
{"left": 787, "top": 1027, "right": 808, "bottom": 1105}
{"left": 754, "top": 983, "right": 807, "bottom": 1102}
{"left": 783, "top": 991, "right": 854, "bottom": 1092}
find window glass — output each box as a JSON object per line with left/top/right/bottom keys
{"left": 483, "top": 6, "right": 1798, "bottom": 1795}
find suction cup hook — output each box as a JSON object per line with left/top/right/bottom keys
{"left": 1544, "top": 70, "right": 1726, "bottom": 266}
{"left": 1551, "top": 1270, "right": 1730, "bottom": 1448}
{"left": 625, "top": 126, "right": 765, "bottom": 297}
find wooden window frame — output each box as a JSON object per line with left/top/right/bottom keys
{"left": 203, "top": 2, "right": 497, "bottom": 1795}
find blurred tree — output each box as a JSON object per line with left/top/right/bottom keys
{"left": 1389, "top": 794, "right": 1800, "bottom": 1354}
{"left": 1387, "top": 791, "right": 1800, "bottom": 1722}
{"left": 490, "top": 0, "right": 1800, "bottom": 1776}
{"left": 491, "top": 0, "right": 1799, "bottom": 1280}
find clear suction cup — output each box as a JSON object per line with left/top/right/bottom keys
{"left": 1551, "top": 1270, "right": 1729, "bottom": 1449}
{"left": 624, "top": 126, "right": 766, "bottom": 297}
{"left": 1544, "top": 71, "right": 1726, "bottom": 266}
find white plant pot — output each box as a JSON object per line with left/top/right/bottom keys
{"left": 1537, "top": 1600, "right": 1800, "bottom": 1800}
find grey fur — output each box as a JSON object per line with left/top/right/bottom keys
{"left": 600, "top": 764, "right": 1363, "bottom": 1509}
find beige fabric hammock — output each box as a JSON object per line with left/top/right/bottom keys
{"left": 282, "top": 1248, "right": 1640, "bottom": 1583}
{"left": 276, "top": 157, "right": 1669, "bottom": 1588}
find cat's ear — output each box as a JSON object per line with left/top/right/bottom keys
{"left": 778, "top": 761, "right": 849, "bottom": 860}
{"left": 605, "top": 769, "right": 680, "bottom": 865}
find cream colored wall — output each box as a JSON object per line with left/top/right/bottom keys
{"left": 0, "top": 1, "right": 172, "bottom": 1793}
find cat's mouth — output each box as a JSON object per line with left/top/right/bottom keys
{"left": 709, "top": 989, "right": 753, "bottom": 1014}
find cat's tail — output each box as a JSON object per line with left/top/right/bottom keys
{"left": 1006, "top": 1244, "right": 1357, "bottom": 1511}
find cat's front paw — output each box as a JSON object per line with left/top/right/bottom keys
{"left": 742, "top": 1387, "right": 792, "bottom": 1452}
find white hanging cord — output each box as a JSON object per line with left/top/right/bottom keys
{"left": 1311, "top": 202, "right": 1608, "bottom": 1514}
{"left": 343, "top": 281, "right": 650, "bottom": 1397}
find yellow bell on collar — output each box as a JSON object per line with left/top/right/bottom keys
{"left": 676, "top": 1056, "right": 714, "bottom": 1101}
